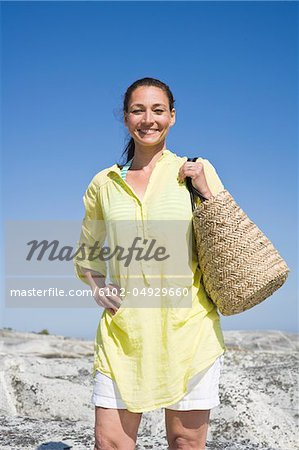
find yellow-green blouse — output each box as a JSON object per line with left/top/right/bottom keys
{"left": 74, "top": 149, "right": 227, "bottom": 413}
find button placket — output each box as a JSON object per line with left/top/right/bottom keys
{"left": 108, "top": 149, "right": 172, "bottom": 207}
{"left": 109, "top": 154, "right": 174, "bottom": 286}
{"left": 134, "top": 203, "right": 148, "bottom": 283}
{"left": 140, "top": 204, "right": 153, "bottom": 282}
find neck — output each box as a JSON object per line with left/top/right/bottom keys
{"left": 130, "top": 144, "right": 167, "bottom": 170}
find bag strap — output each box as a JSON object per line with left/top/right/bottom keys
{"left": 185, "top": 157, "right": 209, "bottom": 211}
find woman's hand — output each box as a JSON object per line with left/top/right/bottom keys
{"left": 92, "top": 282, "right": 122, "bottom": 316}
{"left": 78, "top": 267, "right": 122, "bottom": 315}
{"left": 178, "top": 160, "right": 213, "bottom": 200}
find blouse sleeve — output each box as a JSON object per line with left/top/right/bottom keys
{"left": 74, "top": 175, "right": 107, "bottom": 285}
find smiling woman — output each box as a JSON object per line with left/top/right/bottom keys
{"left": 123, "top": 85, "right": 176, "bottom": 159}
{"left": 74, "top": 77, "right": 226, "bottom": 450}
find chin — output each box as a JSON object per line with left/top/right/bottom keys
{"left": 134, "top": 136, "right": 161, "bottom": 145}
{"left": 140, "top": 140, "right": 162, "bottom": 146}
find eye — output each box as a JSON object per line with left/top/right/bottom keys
{"left": 131, "top": 109, "right": 165, "bottom": 114}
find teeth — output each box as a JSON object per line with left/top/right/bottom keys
{"left": 139, "top": 129, "right": 158, "bottom": 133}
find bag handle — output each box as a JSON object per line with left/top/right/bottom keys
{"left": 185, "top": 157, "right": 209, "bottom": 211}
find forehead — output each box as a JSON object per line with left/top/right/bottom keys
{"left": 129, "top": 86, "right": 168, "bottom": 106}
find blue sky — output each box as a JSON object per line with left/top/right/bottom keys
{"left": 1, "top": 1, "right": 298, "bottom": 339}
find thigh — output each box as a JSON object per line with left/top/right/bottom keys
{"left": 94, "top": 406, "right": 142, "bottom": 450}
{"left": 164, "top": 409, "right": 210, "bottom": 449}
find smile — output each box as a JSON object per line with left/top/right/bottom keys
{"left": 137, "top": 129, "right": 159, "bottom": 135}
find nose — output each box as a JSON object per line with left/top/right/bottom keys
{"left": 141, "top": 109, "right": 155, "bottom": 124}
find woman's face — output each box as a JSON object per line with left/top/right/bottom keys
{"left": 124, "top": 86, "right": 176, "bottom": 148}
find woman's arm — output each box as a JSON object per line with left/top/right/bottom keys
{"left": 74, "top": 174, "right": 107, "bottom": 285}
{"left": 78, "top": 266, "right": 121, "bottom": 315}
{"left": 78, "top": 266, "right": 106, "bottom": 290}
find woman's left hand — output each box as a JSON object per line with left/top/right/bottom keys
{"left": 177, "top": 160, "right": 213, "bottom": 199}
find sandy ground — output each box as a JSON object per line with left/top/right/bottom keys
{"left": 0, "top": 328, "right": 298, "bottom": 450}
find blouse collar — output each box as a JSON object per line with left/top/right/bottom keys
{"left": 108, "top": 149, "right": 174, "bottom": 175}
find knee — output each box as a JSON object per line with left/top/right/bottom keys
{"left": 169, "top": 436, "right": 205, "bottom": 450}
{"left": 94, "top": 435, "right": 117, "bottom": 450}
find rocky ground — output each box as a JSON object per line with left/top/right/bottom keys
{"left": 0, "top": 328, "right": 298, "bottom": 450}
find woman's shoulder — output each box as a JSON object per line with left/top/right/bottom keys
{"left": 178, "top": 152, "right": 218, "bottom": 167}
{"left": 174, "top": 152, "right": 207, "bottom": 164}
{"left": 87, "top": 163, "right": 118, "bottom": 189}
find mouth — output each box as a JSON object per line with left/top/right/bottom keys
{"left": 137, "top": 129, "right": 159, "bottom": 135}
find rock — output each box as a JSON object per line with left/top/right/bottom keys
{"left": 0, "top": 328, "right": 298, "bottom": 449}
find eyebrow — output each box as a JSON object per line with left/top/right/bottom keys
{"left": 130, "top": 103, "right": 167, "bottom": 108}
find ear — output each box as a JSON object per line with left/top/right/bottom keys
{"left": 170, "top": 108, "right": 176, "bottom": 127}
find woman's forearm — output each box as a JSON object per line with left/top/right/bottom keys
{"left": 79, "top": 266, "right": 106, "bottom": 289}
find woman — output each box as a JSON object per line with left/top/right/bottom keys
{"left": 74, "top": 77, "right": 226, "bottom": 450}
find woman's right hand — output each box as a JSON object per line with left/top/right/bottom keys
{"left": 78, "top": 267, "right": 122, "bottom": 315}
{"left": 91, "top": 282, "right": 122, "bottom": 316}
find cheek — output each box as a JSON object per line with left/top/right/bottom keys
{"left": 160, "top": 119, "right": 172, "bottom": 130}
{"left": 126, "top": 119, "right": 139, "bottom": 130}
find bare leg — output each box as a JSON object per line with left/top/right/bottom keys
{"left": 165, "top": 408, "right": 211, "bottom": 450}
{"left": 94, "top": 406, "right": 142, "bottom": 450}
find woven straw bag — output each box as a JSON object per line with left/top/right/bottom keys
{"left": 186, "top": 157, "right": 290, "bottom": 316}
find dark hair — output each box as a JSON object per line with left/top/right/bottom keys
{"left": 118, "top": 77, "right": 175, "bottom": 167}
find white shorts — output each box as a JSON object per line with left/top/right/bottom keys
{"left": 91, "top": 353, "right": 224, "bottom": 411}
